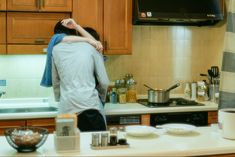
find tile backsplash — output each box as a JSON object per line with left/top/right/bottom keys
{"left": 0, "top": 24, "right": 226, "bottom": 98}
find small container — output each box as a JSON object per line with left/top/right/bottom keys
{"left": 91, "top": 133, "right": 100, "bottom": 147}
{"left": 109, "top": 127, "right": 117, "bottom": 146}
{"left": 109, "top": 88, "right": 118, "bottom": 104}
{"left": 197, "top": 81, "right": 207, "bottom": 101}
{"left": 118, "top": 127, "right": 127, "bottom": 145}
{"left": 184, "top": 82, "right": 191, "bottom": 99}
{"left": 191, "top": 82, "right": 197, "bottom": 100}
{"left": 101, "top": 132, "right": 109, "bottom": 147}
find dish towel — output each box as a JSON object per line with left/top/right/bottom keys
{"left": 219, "top": 0, "right": 235, "bottom": 109}
{"left": 40, "top": 33, "right": 66, "bottom": 87}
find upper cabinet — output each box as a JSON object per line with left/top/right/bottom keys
{"left": 0, "top": 0, "right": 6, "bottom": 10}
{"left": 7, "top": 0, "right": 72, "bottom": 12}
{"left": 74, "top": 0, "right": 132, "bottom": 55}
{"left": 0, "top": 13, "right": 6, "bottom": 54}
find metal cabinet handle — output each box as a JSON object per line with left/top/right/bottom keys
{"left": 35, "top": 39, "right": 45, "bottom": 44}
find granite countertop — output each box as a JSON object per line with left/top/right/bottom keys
{"left": 0, "top": 126, "right": 235, "bottom": 156}
{"left": 0, "top": 95, "right": 218, "bottom": 120}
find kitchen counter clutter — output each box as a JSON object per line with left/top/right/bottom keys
{"left": 0, "top": 95, "right": 218, "bottom": 119}
{"left": 0, "top": 126, "right": 235, "bottom": 156}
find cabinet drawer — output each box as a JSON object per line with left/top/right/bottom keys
{"left": 7, "top": 45, "right": 47, "bottom": 54}
{"left": 27, "top": 118, "right": 55, "bottom": 126}
{"left": 0, "top": 120, "right": 26, "bottom": 127}
{"left": 7, "top": 12, "right": 70, "bottom": 44}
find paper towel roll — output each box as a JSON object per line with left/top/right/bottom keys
{"left": 191, "top": 82, "right": 197, "bottom": 100}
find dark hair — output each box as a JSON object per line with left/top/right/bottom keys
{"left": 54, "top": 20, "right": 77, "bottom": 35}
{"left": 83, "top": 27, "right": 100, "bottom": 41}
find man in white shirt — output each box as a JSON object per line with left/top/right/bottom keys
{"left": 52, "top": 20, "right": 110, "bottom": 131}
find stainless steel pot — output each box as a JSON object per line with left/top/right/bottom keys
{"left": 145, "top": 83, "right": 180, "bottom": 103}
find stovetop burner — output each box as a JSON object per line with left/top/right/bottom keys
{"left": 138, "top": 98, "right": 204, "bottom": 108}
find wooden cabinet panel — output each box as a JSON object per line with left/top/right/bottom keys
{"left": 208, "top": 111, "right": 218, "bottom": 125}
{"left": 141, "top": 114, "right": 150, "bottom": 126}
{"left": 0, "top": 0, "right": 6, "bottom": 10}
{"left": 41, "top": 0, "right": 72, "bottom": 12}
{"left": 73, "top": 0, "right": 132, "bottom": 55}
{"left": 27, "top": 118, "right": 55, "bottom": 133}
{"left": 0, "top": 12, "right": 6, "bottom": 54}
{"left": 0, "top": 12, "right": 6, "bottom": 44}
{"left": 103, "top": 0, "right": 132, "bottom": 55}
{"left": 7, "top": 12, "right": 70, "bottom": 44}
{"left": 75, "top": 0, "right": 103, "bottom": 42}
{"left": 7, "top": 0, "right": 72, "bottom": 12}
{"left": 0, "top": 120, "right": 26, "bottom": 135}
{"left": 7, "top": 45, "right": 47, "bottom": 54}
{"left": 7, "top": 0, "right": 38, "bottom": 11}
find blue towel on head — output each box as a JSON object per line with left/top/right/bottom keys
{"left": 40, "top": 33, "right": 66, "bottom": 87}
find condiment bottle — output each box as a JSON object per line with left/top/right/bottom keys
{"left": 117, "top": 79, "right": 127, "bottom": 104}
{"left": 118, "top": 127, "right": 127, "bottom": 145}
{"left": 126, "top": 76, "right": 137, "bottom": 103}
{"left": 109, "top": 88, "right": 118, "bottom": 104}
{"left": 109, "top": 127, "right": 117, "bottom": 146}
{"left": 184, "top": 82, "right": 191, "bottom": 99}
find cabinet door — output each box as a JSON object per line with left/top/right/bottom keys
{"left": 7, "top": 12, "right": 70, "bottom": 44}
{"left": 0, "top": 12, "right": 6, "bottom": 54}
{"left": 103, "top": 0, "right": 132, "bottom": 55}
{"left": 27, "top": 118, "right": 55, "bottom": 133}
{"left": 7, "top": 0, "right": 72, "bottom": 12}
{"left": 0, "top": 120, "right": 26, "bottom": 135}
{"left": 42, "top": 0, "right": 72, "bottom": 12}
{"left": 74, "top": 0, "right": 103, "bottom": 41}
{"left": 7, "top": 0, "right": 38, "bottom": 11}
{"left": 0, "top": 0, "right": 6, "bottom": 10}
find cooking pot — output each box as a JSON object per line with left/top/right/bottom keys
{"left": 144, "top": 83, "right": 180, "bottom": 103}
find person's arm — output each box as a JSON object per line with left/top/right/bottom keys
{"left": 52, "top": 57, "right": 60, "bottom": 102}
{"left": 61, "top": 18, "right": 103, "bottom": 52}
{"left": 93, "top": 53, "right": 110, "bottom": 103}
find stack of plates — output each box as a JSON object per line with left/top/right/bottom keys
{"left": 160, "top": 123, "right": 196, "bottom": 135}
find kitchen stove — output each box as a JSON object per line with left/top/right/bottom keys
{"left": 138, "top": 98, "right": 204, "bottom": 108}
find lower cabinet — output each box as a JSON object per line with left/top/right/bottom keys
{"left": 0, "top": 118, "right": 55, "bottom": 135}
{"left": 208, "top": 111, "right": 218, "bottom": 125}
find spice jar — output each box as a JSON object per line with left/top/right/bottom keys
{"left": 126, "top": 79, "right": 137, "bottom": 103}
{"left": 117, "top": 79, "right": 127, "bottom": 104}
{"left": 197, "top": 81, "right": 208, "bottom": 101}
{"left": 91, "top": 133, "right": 100, "bottom": 147}
{"left": 109, "top": 127, "right": 117, "bottom": 146}
{"left": 118, "top": 127, "right": 127, "bottom": 145}
{"left": 101, "top": 132, "right": 109, "bottom": 147}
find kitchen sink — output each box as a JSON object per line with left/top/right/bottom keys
{"left": 0, "top": 107, "right": 58, "bottom": 113}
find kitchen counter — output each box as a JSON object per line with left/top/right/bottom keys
{"left": 0, "top": 95, "right": 218, "bottom": 119}
{"left": 0, "top": 126, "right": 235, "bottom": 156}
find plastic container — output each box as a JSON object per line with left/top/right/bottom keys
{"left": 54, "top": 129, "right": 80, "bottom": 152}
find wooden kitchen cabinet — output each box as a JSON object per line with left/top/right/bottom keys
{"left": 74, "top": 0, "right": 132, "bottom": 55}
{"left": 0, "top": 12, "right": 6, "bottom": 54}
{"left": 27, "top": 118, "right": 55, "bottom": 133}
{"left": 0, "top": 120, "right": 26, "bottom": 135}
{"left": 7, "top": 0, "right": 72, "bottom": 12}
{"left": 7, "top": 12, "right": 70, "bottom": 54}
{"left": 0, "top": 118, "right": 55, "bottom": 135}
{"left": 0, "top": 0, "right": 6, "bottom": 10}
{"left": 208, "top": 111, "right": 218, "bottom": 125}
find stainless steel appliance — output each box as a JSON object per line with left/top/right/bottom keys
{"left": 138, "top": 98, "right": 208, "bottom": 126}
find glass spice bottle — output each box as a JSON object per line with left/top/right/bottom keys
{"left": 109, "top": 127, "right": 117, "bottom": 146}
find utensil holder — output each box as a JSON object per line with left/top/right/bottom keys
{"left": 54, "top": 129, "right": 80, "bottom": 152}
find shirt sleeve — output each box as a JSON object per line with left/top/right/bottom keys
{"left": 52, "top": 57, "right": 61, "bottom": 102}
{"left": 40, "top": 33, "right": 66, "bottom": 87}
{"left": 93, "top": 53, "right": 110, "bottom": 103}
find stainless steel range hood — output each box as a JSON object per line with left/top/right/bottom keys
{"left": 133, "top": 0, "right": 224, "bottom": 26}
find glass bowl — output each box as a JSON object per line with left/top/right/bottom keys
{"left": 4, "top": 127, "right": 48, "bottom": 153}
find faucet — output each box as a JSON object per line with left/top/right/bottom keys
{"left": 0, "top": 91, "right": 6, "bottom": 98}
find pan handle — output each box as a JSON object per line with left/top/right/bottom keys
{"left": 165, "top": 83, "right": 180, "bottom": 92}
{"left": 144, "top": 84, "right": 156, "bottom": 91}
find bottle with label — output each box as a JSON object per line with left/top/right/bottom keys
{"left": 109, "top": 88, "right": 118, "bottom": 104}
{"left": 126, "top": 75, "right": 137, "bottom": 103}
{"left": 184, "top": 82, "right": 191, "bottom": 99}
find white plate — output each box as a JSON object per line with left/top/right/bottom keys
{"left": 161, "top": 123, "right": 196, "bottom": 135}
{"left": 125, "top": 125, "right": 157, "bottom": 137}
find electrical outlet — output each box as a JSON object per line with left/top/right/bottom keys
{"left": 0, "top": 80, "right": 6, "bottom": 86}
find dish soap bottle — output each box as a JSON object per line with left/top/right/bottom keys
{"left": 184, "top": 82, "right": 191, "bottom": 99}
